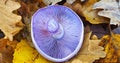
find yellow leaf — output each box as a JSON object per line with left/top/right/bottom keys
{"left": 66, "top": 32, "right": 106, "bottom": 63}
{"left": 82, "top": 0, "right": 109, "bottom": 24}
{"left": 13, "top": 40, "right": 52, "bottom": 63}
{"left": 95, "top": 35, "right": 118, "bottom": 63}
{"left": 112, "top": 33, "right": 120, "bottom": 49}
{"left": 0, "top": 0, "right": 23, "bottom": 41}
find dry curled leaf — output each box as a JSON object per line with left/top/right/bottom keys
{"left": 13, "top": 40, "right": 52, "bottom": 63}
{"left": 0, "top": 0, "right": 24, "bottom": 41}
{"left": 81, "top": 0, "right": 109, "bottom": 24}
{"left": 0, "top": 38, "right": 18, "bottom": 63}
{"left": 66, "top": 32, "right": 106, "bottom": 63}
{"left": 93, "top": 0, "right": 120, "bottom": 25}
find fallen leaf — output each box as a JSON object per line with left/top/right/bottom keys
{"left": 42, "top": 0, "right": 75, "bottom": 5}
{"left": 66, "top": 0, "right": 75, "bottom": 4}
{"left": 116, "top": 49, "right": 120, "bottom": 57}
{"left": 63, "top": 2, "right": 83, "bottom": 16}
{"left": 63, "top": 0, "right": 109, "bottom": 24}
{"left": 13, "top": 40, "right": 52, "bottom": 63}
{"left": 80, "top": 0, "right": 86, "bottom": 2}
{"left": 0, "top": 0, "right": 24, "bottom": 41}
{"left": 42, "top": 0, "right": 62, "bottom": 5}
{"left": 93, "top": 0, "right": 120, "bottom": 25}
{"left": 62, "top": 0, "right": 109, "bottom": 24}
{"left": 0, "top": 38, "right": 18, "bottom": 63}
{"left": 112, "top": 33, "right": 120, "bottom": 49}
{"left": 81, "top": 0, "right": 109, "bottom": 24}
{"left": 15, "top": 0, "right": 43, "bottom": 46}
{"left": 0, "top": 53, "right": 2, "bottom": 62}
{"left": 95, "top": 35, "right": 118, "bottom": 63}
{"left": 66, "top": 32, "right": 106, "bottom": 63}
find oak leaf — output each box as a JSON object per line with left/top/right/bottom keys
{"left": 93, "top": 0, "right": 120, "bottom": 25}
{"left": 81, "top": 0, "right": 109, "bottom": 24}
{"left": 42, "top": 0, "right": 75, "bottom": 5}
{"left": 66, "top": 32, "right": 106, "bottom": 63}
{"left": 0, "top": 0, "right": 23, "bottom": 41}
{"left": 95, "top": 35, "right": 118, "bottom": 63}
{"left": 66, "top": 0, "right": 75, "bottom": 4}
{"left": 42, "top": 0, "right": 62, "bottom": 5}
{"left": 13, "top": 40, "right": 52, "bottom": 63}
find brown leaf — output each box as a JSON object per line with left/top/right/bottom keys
{"left": 0, "top": 0, "right": 24, "bottom": 41}
{"left": 16, "top": 0, "right": 44, "bottom": 46}
{"left": 63, "top": 0, "right": 109, "bottom": 24}
{"left": 42, "top": 0, "right": 75, "bottom": 5}
{"left": 66, "top": 32, "right": 106, "bottom": 63}
{"left": 66, "top": 0, "right": 75, "bottom": 4}
{"left": 81, "top": 0, "right": 109, "bottom": 24}
{"left": 42, "top": 0, "right": 62, "bottom": 5}
{"left": 18, "top": 2, "right": 31, "bottom": 17}
{"left": 93, "top": 0, "right": 120, "bottom": 25}
{"left": 112, "top": 33, "right": 120, "bottom": 49}
{"left": 95, "top": 35, "right": 118, "bottom": 63}
{"left": 0, "top": 53, "right": 2, "bottom": 62}
{"left": 0, "top": 38, "right": 18, "bottom": 63}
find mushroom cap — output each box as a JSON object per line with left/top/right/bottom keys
{"left": 31, "top": 5, "right": 84, "bottom": 62}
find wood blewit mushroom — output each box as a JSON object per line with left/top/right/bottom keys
{"left": 31, "top": 5, "right": 84, "bottom": 62}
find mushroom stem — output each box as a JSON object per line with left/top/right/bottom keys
{"left": 47, "top": 19, "right": 64, "bottom": 39}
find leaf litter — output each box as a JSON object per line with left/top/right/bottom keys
{"left": 0, "top": 0, "right": 24, "bottom": 41}
{"left": 0, "top": 0, "right": 120, "bottom": 63}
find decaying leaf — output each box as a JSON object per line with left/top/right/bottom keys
{"left": 66, "top": 32, "right": 106, "bottom": 63}
{"left": 0, "top": 0, "right": 24, "bottom": 41}
{"left": 13, "top": 40, "right": 52, "bottom": 63}
{"left": 0, "top": 53, "right": 2, "bottom": 62}
{"left": 81, "top": 0, "right": 109, "bottom": 24}
{"left": 42, "top": 0, "right": 62, "bottom": 5}
{"left": 112, "top": 33, "right": 120, "bottom": 49}
{"left": 66, "top": 0, "right": 75, "bottom": 4}
{"left": 63, "top": 1, "right": 109, "bottom": 24}
{"left": 93, "top": 0, "right": 120, "bottom": 25}
{"left": 0, "top": 38, "right": 18, "bottom": 63}
{"left": 95, "top": 35, "right": 118, "bottom": 63}
{"left": 42, "top": 0, "right": 75, "bottom": 5}
{"left": 16, "top": 0, "right": 44, "bottom": 46}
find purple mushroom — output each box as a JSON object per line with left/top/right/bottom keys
{"left": 31, "top": 5, "right": 84, "bottom": 62}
